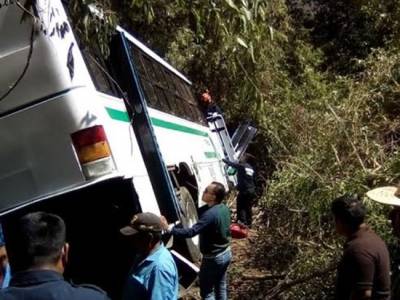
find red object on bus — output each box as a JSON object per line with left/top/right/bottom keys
{"left": 230, "top": 223, "right": 249, "bottom": 239}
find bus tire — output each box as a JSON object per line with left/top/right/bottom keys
{"left": 177, "top": 186, "right": 202, "bottom": 263}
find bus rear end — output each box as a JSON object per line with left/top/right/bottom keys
{"left": 0, "top": 0, "right": 124, "bottom": 214}
{"left": 0, "top": 2, "right": 144, "bottom": 297}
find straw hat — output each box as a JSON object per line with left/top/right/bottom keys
{"left": 366, "top": 186, "right": 400, "bottom": 206}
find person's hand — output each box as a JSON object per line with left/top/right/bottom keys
{"left": 160, "top": 215, "right": 169, "bottom": 230}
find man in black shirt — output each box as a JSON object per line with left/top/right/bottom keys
{"left": 223, "top": 155, "right": 256, "bottom": 227}
{"left": 0, "top": 212, "right": 110, "bottom": 300}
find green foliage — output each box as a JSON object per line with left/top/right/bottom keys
{"left": 291, "top": 0, "right": 400, "bottom": 73}
{"left": 67, "top": 0, "right": 400, "bottom": 298}
{"left": 69, "top": 0, "right": 117, "bottom": 56}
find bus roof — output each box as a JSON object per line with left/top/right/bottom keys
{"left": 116, "top": 26, "right": 192, "bottom": 85}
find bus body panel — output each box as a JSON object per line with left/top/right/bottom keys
{"left": 0, "top": 87, "right": 113, "bottom": 213}
{"left": 96, "top": 93, "right": 161, "bottom": 215}
{"left": 0, "top": 0, "right": 94, "bottom": 114}
{"left": 100, "top": 94, "right": 228, "bottom": 206}
{"left": 148, "top": 108, "right": 228, "bottom": 203}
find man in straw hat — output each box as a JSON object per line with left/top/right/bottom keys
{"left": 367, "top": 185, "right": 400, "bottom": 298}
{"left": 367, "top": 186, "right": 400, "bottom": 238}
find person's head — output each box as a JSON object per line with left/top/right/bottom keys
{"left": 366, "top": 185, "right": 400, "bottom": 238}
{"left": 120, "top": 213, "right": 163, "bottom": 255}
{"left": 331, "top": 194, "right": 366, "bottom": 236}
{"left": 200, "top": 89, "right": 212, "bottom": 106}
{"left": 202, "top": 182, "right": 226, "bottom": 206}
{"left": 6, "top": 212, "right": 68, "bottom": 273}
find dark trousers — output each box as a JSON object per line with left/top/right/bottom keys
{"left": 237, "top": 192, "right": 254, "bottom": 227}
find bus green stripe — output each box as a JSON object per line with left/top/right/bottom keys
{"left": 105, "top": 107, "right": 208, "bottom": 137}
{"left": 106, "top": 107, "right": 131, "bottom": 122}
{"left": 150, "top": 118, "right": 208, "bottom": 137}
{"left": 204, "top": 151, "right": 218, "bottom": 159}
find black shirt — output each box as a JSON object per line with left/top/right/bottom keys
{"left": 0, "top": 270, "right": 110, "bottom": 300}
{"left": 223, "top": 159, "right": 255, "bottom": 194}
{"left": 335, "top": 226, "right": 391, "bottom": 300}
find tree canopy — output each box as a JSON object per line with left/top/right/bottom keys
{"left": 69, "top": 0, "right": 400, "bottom": 298}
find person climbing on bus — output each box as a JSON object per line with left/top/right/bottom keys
{"left": 222, "top": 154, "right": 256, "bottom": 228}
{"left": 161, "top": 181, "right": 232, "bottom": 300}
{"left": 200, "top": 89, "right": 223, "bottom": 119}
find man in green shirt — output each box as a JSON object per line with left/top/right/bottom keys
{"left": 161, "top": 181, "right": 232, "bottom": 300}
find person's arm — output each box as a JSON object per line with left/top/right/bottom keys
{"left": 349, "top": 251, "right": 377, "bottom": 300}
{"left": 170, "top": 210, "right": 213, "bottom": 238}
{"left": 148, "top": 267, "right": 177, "bottom": 300}
{"left": 222, "top": 158, "right": 242, "bottom": 169}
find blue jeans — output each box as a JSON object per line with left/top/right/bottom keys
{"left": 199, "top": 248, "right": 232, "bottom": 300}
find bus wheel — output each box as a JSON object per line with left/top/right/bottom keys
{"left": 177, "top": 186, "right": 202, "bottom": 263}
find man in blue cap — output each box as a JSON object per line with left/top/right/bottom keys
{"left": 0, "top": 223, "right": 11, "bottom": 289}
{"left": 120, "top": 212, "right": 179, "bottom": 300}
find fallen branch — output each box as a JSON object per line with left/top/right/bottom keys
{"left": 264, "top": 263, "right": 336, "bottom": 299}
{"left": 242, "top": 272, "right": 285, "bottom": 280}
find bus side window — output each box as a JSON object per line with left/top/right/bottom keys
{"left": 177, "top": 81, "right": 188, "bottom": 100}
{"left": 174, "top": 95, "right": 186, "bottom": 117}
{"left": 141, "top": 79, "right": 159, "bottom": 108}
{"left": 183, "top": 83, "right": 196, "bottom": 104}
{"left": 81, "top": 48, "right": 120, "bottom": 97}
{"left": 154, "top": 86, "right": 172, "bottom": 113}
{"left": 131, "top": 47, "right": 147, "bottom": 77}
{"left": 152, "top": 60, "right": 167, "bottom": 90}
{"left": 143, "top": 56, "right": 158, "bottom": 83}
{"left": 166, "top": 71, "right": 180, "bottom": 98}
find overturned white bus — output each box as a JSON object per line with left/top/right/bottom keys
{"left": 0, "top": 0, "right": 255, "bottom": 297}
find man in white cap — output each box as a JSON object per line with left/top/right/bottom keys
{"left": 367, "top": 185, "right": 400, "bottom": 298}
{"left": 367, "top": 186, "right": 400, "bottom": 238}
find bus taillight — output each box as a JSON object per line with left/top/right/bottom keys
{"left": 71, "top": 125, "right": 115, "bottom": 179}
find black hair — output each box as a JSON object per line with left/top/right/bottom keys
{"left": 211, "top": 181, "right": 226, "bottom": 203}
{"left": 7, "top": 212, "right": 66, "bottom": 272}
{"left": 331, "top": 194, "right": 366, "bottom": 229}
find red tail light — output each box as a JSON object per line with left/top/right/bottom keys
{"left": 71, "top": 125, "right": 111, "bottom": 164}
{"left": 71, "top": 125, "right": 115, "bottom": 178}
{"left": 71, "top": 125, "right": 107, "bottom": 149}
